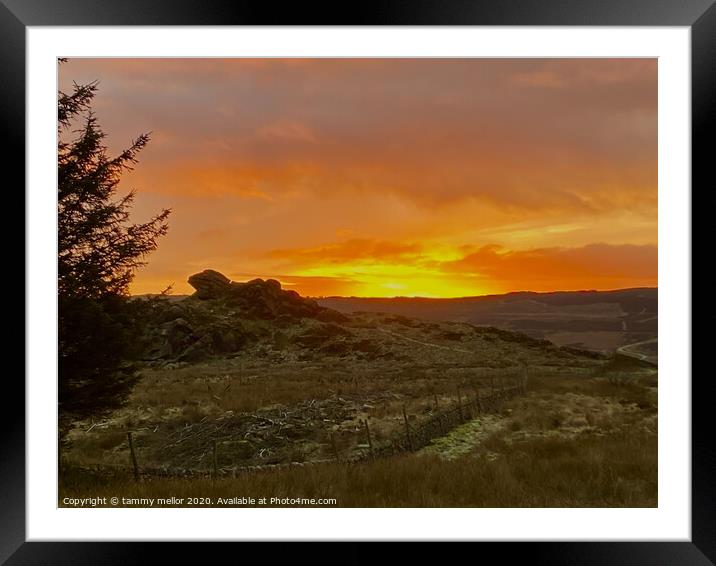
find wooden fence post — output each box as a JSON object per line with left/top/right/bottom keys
{"left": 212, "top": 438, "right": 218, "bottom": 480}
{"left": 476, "top": 390, "right": 483, "bottom": 414}
{"left": 363, "top": 419, "right": 374, "bottom": 460}
{"left": 434, "top": 393, "right": 439, "bottom": 411}
{"left": 402, "top": 405, "right": 413, "bottom": 451}
{"left": 127, "top": 431, "right": 140, "bottom": 482}
{"left": 330, "top": 432, "right": 340, "bottom": 462}
{"left": 457, "top": 387, "right": 463, "bottom": 421}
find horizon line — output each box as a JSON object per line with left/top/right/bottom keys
{"left": 133, "top": 285, "right": 658, "bottom": 300}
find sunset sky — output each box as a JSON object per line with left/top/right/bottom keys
{"left": 59, "top": 58, "right": 657, "bottom": 298}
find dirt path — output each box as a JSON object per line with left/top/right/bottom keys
{"left": 376, "top": 328, "right": 473, "bottom": 354}
{"left": 617, "top": 338, "right": 658, "bottom": 365}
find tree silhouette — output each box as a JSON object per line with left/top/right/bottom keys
{"left": 58, "top": 70, "right": 170, "bottom": 427}
{"left": 58, "top": 82, "right": 170, "bottom": 299}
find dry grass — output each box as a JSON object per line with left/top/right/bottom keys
{"left": 60, "top": 337, "right": 657, "bottom": 507}
{"left": 60, "top": 427, "right": 656, "bottom": 507}
{"left": 130, "top": 359, "right": 535, "bottom": 419}
{"left": 60, "top": 368, "right": 658, "bottom": 507}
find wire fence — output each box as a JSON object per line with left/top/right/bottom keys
{"left": 68, "top": 370, "right": 530, "bottom": 481}
{"left": 351, "top": 377, "right": 526, "bottom": 462}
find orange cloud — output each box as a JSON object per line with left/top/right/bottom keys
{"left": 272, "top": 275, "right": 359, "bottom": 297}
{"left": 246, "top": 240, "right": 657, "bottom": 297}
{"left": 267, "top": 239, "right": 424, "bottom": 264}
{"left": 61, "top": 58, "right": 656, "bottom": 211}
{"left": 58, "top": 58, "right": 657, "bottom": 298}
{"left": 258, "top": 121, "right": 317, "bottom": 143}
{"left": 442, "top": 243, "right": 657, "bottom": 291}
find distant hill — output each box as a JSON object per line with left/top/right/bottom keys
{"left": 318, "top": 288, "right": 657, "bottom": 355}
{"left": 129, "top": 270, "right": 604, "bottom": 369}
{"left": 133, "top": 285, "right": 657, "bottom": 356}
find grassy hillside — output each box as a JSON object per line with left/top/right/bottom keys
{"left": 60, "top": 276, "right": 656, "bottom": 508}
{"left": 60, "top": 359, "right": 657, "bottom": 507}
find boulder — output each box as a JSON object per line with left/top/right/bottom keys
{"left": 160, "top": 318, "right": 195, "bottom": 355}
{"left": 156, "top": 304, "right": 184, "bottom": 324}
{"left": 207, "top": 322, "right": 251, "bottom": 353}
{"left": 187, "top": 269, "right": 232, "bottom": 299}
{"left": 187, "top": 269, "right": 348, "bottom": 322}
{"left": 178, "top": 333, "right": 213, "bottom": 362}
{"left": 144, "top": 317, "right": 196, "bottom": 360}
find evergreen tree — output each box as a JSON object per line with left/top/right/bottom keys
{"left": 58, "top": 72, "right": 170, "bottom": 425}
{"left": 58, "top": 82, "right": 170, "bottom": 299}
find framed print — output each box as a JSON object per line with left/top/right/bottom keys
{"left": 7, "top": 0, "right": 714, "bottom": 563}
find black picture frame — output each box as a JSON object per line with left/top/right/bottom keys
{"left": 6, "top": 0, "right": 714, "bottom": 563}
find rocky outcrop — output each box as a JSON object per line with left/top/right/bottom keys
{"left": 144, "top": 314, "right": 258, "bottom": 363}
{"left": 187, "top": 269, "right": 232, "bottom": 299}
{"left": 145, "top": 317, "right": 197, "bottom": 360}
{"left": 187, "top": 270, "right": 348, "bottom": 322}
{"left": 142, "top": 270, "right": 350, "bottom": 364}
